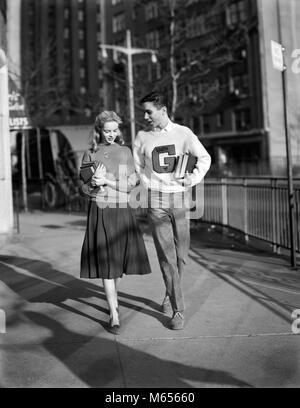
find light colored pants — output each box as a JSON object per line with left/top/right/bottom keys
{"left": 148, "top": 190, "right": 190, "bottom": 313}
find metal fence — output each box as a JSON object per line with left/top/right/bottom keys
{"left": 202, "top": 177, "right": 300, "bottom": 253}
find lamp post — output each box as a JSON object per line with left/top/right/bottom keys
{"left": 99, "top": 29, "right": 157, "bottom": 147}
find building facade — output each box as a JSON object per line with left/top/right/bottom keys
{"left": 12, "top": 0, "right": 300, "bottom": 176}
{"left": 103, "top": 0, "right": 300, "bottom": 176}
{"left": 21, "top": 0, "right": 103, "bottom": 127}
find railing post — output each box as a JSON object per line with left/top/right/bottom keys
{"left": 221, "top": 178, "right": 228, "bottom": 232}
{"left": 14, "top": 190, "right": 20, "bottom": 234}
{"left": 243, "top": 178, "right": 249, "bottom": 242}
{"left": 271, "top": 178, "right": 278, "bottom": 253}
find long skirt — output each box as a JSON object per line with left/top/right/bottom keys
{"left": 80, "top": 201, "right": 152, "bottom": 279}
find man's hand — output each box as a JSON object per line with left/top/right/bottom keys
{"left": 182, "top": 174, "right": 192, "bottom": 187}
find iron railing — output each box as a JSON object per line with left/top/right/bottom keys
{"left": 202, "top": 177, "right": 300, "bottom": 253}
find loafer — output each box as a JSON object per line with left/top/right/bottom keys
{"left": 170, "top": 312, "right": 184, "bottom": 330}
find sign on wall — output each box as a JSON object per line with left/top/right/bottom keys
{"left": 270, "top": 40, "right": 285, "bottom": 72}
{"left": 8, "top": 76, "right": 31, "bottom": 130}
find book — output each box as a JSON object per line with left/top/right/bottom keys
{"left": 79, "top": 161, "right": 99, "bottom": 183}
{"left": 174, "top": 153, "right": 197, "bottom": 179}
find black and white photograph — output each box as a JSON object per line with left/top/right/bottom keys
{"left": 0, "top": 0, "right": 299, "bottom": 391}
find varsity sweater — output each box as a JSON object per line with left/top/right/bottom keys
{"left": 133, "top": 121, "right": 211, "bottom": 193}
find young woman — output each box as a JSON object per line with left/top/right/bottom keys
{"left": 80, "top": 111, "right": 151, "bottom": 334}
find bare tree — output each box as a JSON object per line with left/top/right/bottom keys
{"left": 134, "top": 0, "right": 250, "bottom": 120}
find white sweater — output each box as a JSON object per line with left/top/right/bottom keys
{"left": 133, "top": 121, "right": 211, "bottom": 193}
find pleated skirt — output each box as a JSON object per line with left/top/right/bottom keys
{"left": 80, "top": 201, "right": 152, "bottom": 279}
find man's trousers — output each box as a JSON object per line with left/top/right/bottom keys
{"left": 148, "top": 190, "right": 190, "bottom": 313}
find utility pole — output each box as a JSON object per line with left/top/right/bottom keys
{"left": 281, "top": 53, "right": 297, "bottom": 268}
{"left": 0, "top": 48, "right": 14, "bottom": 235}
{"left": 126, "top": 30, "right": 135, "bottom": 147}
{"left": 273, "top": 0, "right": 297, "bottom": 268}
{"left": 99, "top": 30, "right": 157, "bottom": 147}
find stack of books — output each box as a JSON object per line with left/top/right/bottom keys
{"left": 79, "top": 161, "right": 99, "bottom": 183}
{"left": 174, "top": 153, "right": 197, "bottom": 179}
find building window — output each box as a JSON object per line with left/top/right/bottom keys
{"left": 115, "top": 99, "right": 121, "bottom": 113}
{"left": 230, "top": 73, "right": 249, "bottom": 96}
{"left": 80, "top": 68, "right": 85, "bottom": 78}
{"left": 64, "top": 28, "right": 70, "bottom": 39}
{"left": 227, "top": 0, "right": 247, "bottom": 26}
{"left": 156, "top": 61, "right": 161, "bottom": 79}
{"left": 145, "top": 2, "right": 158, "bottom": 21}
{"left": 186, "top": 15, "right": 205, "bottom": 38}
{"left": 216, "top": 112, "right": 224, "bottom": 128}
{"left": 235, "top": 109, "right": 251, "bottom": 130}
{"left": 96, "top": 11, "right": 101, "bottom": 25}
{"left": 132, "top": 7, "right": 137, "bottom": 20}
{"left": 98, "top": 69, "right": 103, "bottom": 80}
{"left": 80, "top": 86, "right": 86, "bottom": 94}
{"left": 78, "top": 10, "right": 84, "bottom": 22}
{"left": 192, "top": 116, "right": 200, "bottom": 133}
{"left": 78, "top": 29, "right": 84, "bottom": 40}
{"left": 64, "top": 8, "right": 70, "bottom": 19}
{"left": 203, "top": 115, "right": 210, "bottom": 133}
{"left": 147, "top": 64, "right": 152, "bottom": 82}
{"left": 146, "top": 30, "right": 160, "bottom": 49}
{"left": 112, "top": 0, "right": 123, "bottom": 5}
{"left": 79, "top": 48, "right": 85, "bottom": 59}
{"left": 112, "top": 13, "right": 125, "bottom": 33}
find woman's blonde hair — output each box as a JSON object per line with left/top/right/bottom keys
{"left": 90, "top": 110, "right": 124, "bottom": 151}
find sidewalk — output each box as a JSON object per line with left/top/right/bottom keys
{"left": 0, "top": 210, "right": 299, "bottom": 388}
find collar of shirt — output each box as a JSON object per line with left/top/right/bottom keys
{"left": 154, "top": 120, "right": 174, "bottom": 133}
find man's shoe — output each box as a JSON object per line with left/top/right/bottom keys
{"left": 170, "top": 312, "right": 184, "bottom": 330}
{"left": 162, "top": 300, "right": 172, "bottom": 315}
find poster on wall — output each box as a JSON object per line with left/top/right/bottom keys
{"left": 8, "top": 76, "right": 31, "bottom": 130}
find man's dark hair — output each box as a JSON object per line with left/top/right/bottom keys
{"left": 140, "top": 91, "right": 168, "bottom": 109}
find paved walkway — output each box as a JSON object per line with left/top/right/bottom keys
{"left": 0, "top": 211, "right": 299, "bottom": 388}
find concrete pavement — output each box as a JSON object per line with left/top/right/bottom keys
{"left": 0, "top": 210, "right": 299, "bottom": 388}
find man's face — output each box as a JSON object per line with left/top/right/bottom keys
{"left": 143, "top": 101, "right": 166, "bottom": 128}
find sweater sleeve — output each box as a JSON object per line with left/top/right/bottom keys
{"left": 124, "top": 146, "right": 136, "bottom": 175}
{"left": 186, "top": 130, "right": 211, "bottom": 186}
{"left": 79, "top": 150, "right": 96, "bottom": 197}
{"left": 81, "top": 150, "right": 92, "bottom": 165}
{"left": 133, "top": 131, "right": 145, "bottom": 175}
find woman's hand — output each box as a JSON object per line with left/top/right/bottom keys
{"left": 94, "top": 163, "right": 106, "bottom": 179}
{"left": 91, "top": 176, "right": 107, "bottom": 186}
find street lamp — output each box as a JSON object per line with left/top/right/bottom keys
{"left": 99, "top": 29, "right": 157, "bottom": 147}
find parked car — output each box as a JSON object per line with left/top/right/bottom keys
{"left": 12, "top": 128, "right": 80, "bottom": 209}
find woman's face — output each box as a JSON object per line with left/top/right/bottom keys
{"left": 102, "top": 121, "right": 119, "bottom": 144}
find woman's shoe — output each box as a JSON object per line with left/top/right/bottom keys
{"left": 108, "top": 317, "right": 120, "bottom": 335}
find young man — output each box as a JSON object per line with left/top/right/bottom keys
{"left": 133, "top": 91, "right": 211, "bottom": 330}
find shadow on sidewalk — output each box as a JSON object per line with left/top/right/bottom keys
{"left": 19, "top": 310, "right": 253, "bottom": 388}
{"left": 0, "top": 255, "right": 165, "bottom": 331}
{"left": 189, "top": 242, "right": 300, "bottom": 324}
